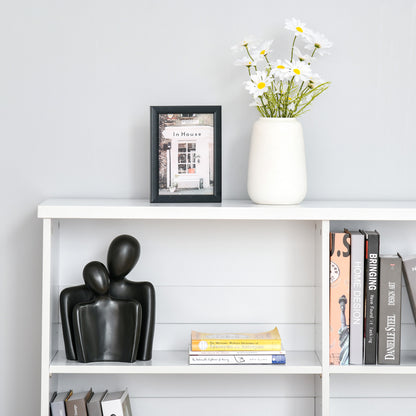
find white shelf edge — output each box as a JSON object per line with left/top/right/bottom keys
{"left": 49, "top": 350, "right": 322, "bottom": 375}
{"left": 329, "top": 366, "right": 416, "bottom": 375}
{"left": 38, "top": 199, "right": 416, "bottom": 221}
{"left": 329, "top": 351, "right": 416, "bottom": 374}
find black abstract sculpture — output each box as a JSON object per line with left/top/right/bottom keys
{"left": 107, "top": 235, "right": 156, "bottom": 361}
{"left": 59, "top": 234, "right": 156, "bottom": 362}
{"left": 60, "top": 281, "right": 94, "bottom": 360}
{"left": 73, "top": 261, "right": 142, "bottom": 363}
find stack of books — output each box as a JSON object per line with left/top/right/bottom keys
{"left": 188, "top": 327, "right": 286, "bottom": 365}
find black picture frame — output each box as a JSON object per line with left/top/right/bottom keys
{"left": 150, "top": 105, "right": 222, "bottom": 203}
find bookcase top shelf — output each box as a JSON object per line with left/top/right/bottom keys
{"left": 38, "top": 199, "right": 416, "bottom": 221}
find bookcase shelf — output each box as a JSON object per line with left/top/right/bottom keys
{"left": 39, "top": 199, "right": 416, "bottom": 416}
{"left": 50, "top": 350, "right": 322, "bottom": 375}
{"left": 329, "top": 351, "right": 416, "bottom": 374}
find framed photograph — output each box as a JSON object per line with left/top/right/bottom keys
{"left": 150, "top": 105, "right": 222, "bottom": 203}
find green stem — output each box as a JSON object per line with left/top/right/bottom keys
{"left": 290, "top": 36, "right": 297, "bottom": 62}
{"left": 245, "top": 45, "right": 256, "bottom": 64}
{"left": 264, "top": 55, "right": 272, "bottom": 70}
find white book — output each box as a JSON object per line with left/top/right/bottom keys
{"left": 189, "top": 354, "right": 286, "bottom": 365}
{"left": 101, "top": 390, "right": 132, "bottom": 416}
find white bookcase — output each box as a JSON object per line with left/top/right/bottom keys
{"left": 38, "top": 199, "right": 416, "bottom": 416}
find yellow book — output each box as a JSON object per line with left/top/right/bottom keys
{"left": 191, "top": 327, "right": 282, "bottom": 351}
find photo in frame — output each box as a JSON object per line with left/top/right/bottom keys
{"left": 150, "top": 106, "right": 222, "bottom": 203}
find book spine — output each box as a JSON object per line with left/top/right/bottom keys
{"left": 401, "top": 257, "right": 416, "bottom": 324}
{"left": 363, "top": 232, "right": 380, "bottom": 364}
{"left": 189, "top": 354, "right": 286, "bottom": 365}
{"left": 50, "top": 402, "right": 66, "bottom": 416}
{"left": 86, "top": 401, "right": 102, "bottom": 416}
{"left": 191, "top": 340, "right": 282, "bottom": 351}
{"left": 66, "top": 400, "right": 88, "bottom": 416}
{"left": 329, "top": 232, "right": 351, "bottom": 365}
{"left": 101, "top": 401, "right": 123, "bottom": 416}
{"left": 349, "top": 233, "right": 365, "bottom": 365}
{"left": 378, "top": 256, "right": 402, "bottom": 365}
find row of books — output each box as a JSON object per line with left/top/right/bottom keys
{"left": 50, "top": 389, "right": 132, "bottom": 416}
{"left": 188, "top": 326, "right": 286, "bottom": 365}
{"left": 330, "top": 229, "right": 416, "bottom": 366}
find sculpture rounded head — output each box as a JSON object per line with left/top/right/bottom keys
{"left": 107, "top": 234, "right": 140, "bottom": 280}
{"left": 83, "top": 261, "right": 110, "bottom": 295}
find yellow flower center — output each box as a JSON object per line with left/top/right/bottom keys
{"left": 277, "top": 65, "right": 285, "bottom": 69}
{"left": 293, "top": 68, "right": 301, "bottom": 75}
{"left": 242, "top": 40, "right": 248, "bottom": 46}
{"left": 257, "top": 82, "right": 266, "bottom": 89}
{"left": 296, "top": 26, "right": 303, "bottom": 33}
{"left": 260, "top": 49, "right": 266, "bottom": 55}
{"left": 315, "top": 43, "right": 321, "bottom": 48}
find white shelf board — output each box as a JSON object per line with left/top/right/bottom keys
{"left": 50, "top": 350, "right": 322, "bottom": 375}
{"left": 329, "top": 351, "right": 416, "bottom": 374}
{"left": 38, "top": 199, "right": 416, "bottom": 221}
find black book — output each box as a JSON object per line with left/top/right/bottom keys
{"left": 360, "top": 230, "right": 380, "bottom": 364}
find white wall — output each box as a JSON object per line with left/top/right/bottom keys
{"left": 1, "top": 0, "right": 416, "bottom": 413}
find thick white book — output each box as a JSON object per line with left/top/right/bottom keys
{"left": 101, "top": 390, "right": 132, "bottom": 416}
{"left": 189, "top": 354, "right": 286, "bottom": 365}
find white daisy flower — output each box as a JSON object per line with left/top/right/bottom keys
{"left": 255, "top": 40, "right": 273, "bottom": 59}
{"left": 293, "top": 47, "right": 314, "bottom": 64}
{"left": 304, "top": 30, "right": 333, "bottom": 56}
{"left": 270, "top": 59, "right": 290, "bottom": 80}
{"left": 234, "top": 57, "right": 257, "bottom": 68}
{"left": 231, "top": 35, "right": 257, "bottom": 52}
{"left": 284, "top": 18, "right": 308, "bottom": 38}
{"left": 245, "top": 71, "right": 272, "bottom": 97}
{"left": 288, "top": 61, "right": 313, "bottom": 83}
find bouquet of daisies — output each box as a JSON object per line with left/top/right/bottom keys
{"left": 234, "top": 18, "right": 332, "bottom": 118}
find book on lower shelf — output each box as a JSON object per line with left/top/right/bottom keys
{"left": 65, "top": 389, "right": 93, "bottom": 416}
{"left": 345, "top": 229, "right": 365, "bottom": 365}
{"left": 329, "top": 232, "right": 351, "bottom": 365}
{"left": 189, "top": 327, "right": 285, "bottom": 365}
{"left": 378, "top": 255, "right": 402, "bottom": 365}
{"left": 361, "top": 230, "right": 380, "bottom": 365}
{"left": 50, "top": 390, "right": 72, "bottom": 416}
{"left": 87, "top": 390, "right": 107, "bottom": 416}
{"left": 101, "top": 389, "right": 132, "bottom": 416}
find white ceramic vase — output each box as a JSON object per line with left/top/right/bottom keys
{"left": 247, "top": 117, "right": 307, "bottom": 205}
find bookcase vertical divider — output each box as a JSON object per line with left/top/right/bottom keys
{"left": 314, "top": 219, "right": 330, "bottom": 416}
{"left": 41, "top": 218, "right": 52, "bottom": 416}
